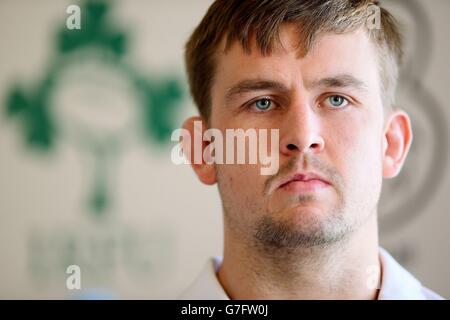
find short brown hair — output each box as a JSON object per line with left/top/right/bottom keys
{"left": 185, "top": 0, "right": 403, "bottom": 120}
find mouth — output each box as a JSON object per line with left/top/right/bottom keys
{"left": 277, "top": 172, "right": 331, "bottom": 193}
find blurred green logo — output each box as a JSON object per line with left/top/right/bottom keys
{"left": 5, "top": 0, "right": 185, "bottom": 217}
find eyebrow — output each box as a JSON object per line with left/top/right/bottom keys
{"left": 224, "top": 79, "right": 290, "bottom": 105}
{"left": 305, "top": 74, "right": 369, "bottom": 92}
{"left": 224, "top": 74, "right": 368, "bottom": 104}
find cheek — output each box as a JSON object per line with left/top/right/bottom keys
{"left": 217, "top": 164, "right": 264, "bottom": 196}
{"left": 216, "top": 163, "right": 268, "bottom": 221}
{"left": 327, "top": 117, "right": 383, "bottom": 189}
{"left": 210, "top": 112, "right": 273, "bottom": 199}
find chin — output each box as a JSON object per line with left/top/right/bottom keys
{"left": 280, "top": 202, "right": 330, "bottom": 219}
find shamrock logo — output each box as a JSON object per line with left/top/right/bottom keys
{"left": 5, "top": 0, "right": 185, "bottom": 217}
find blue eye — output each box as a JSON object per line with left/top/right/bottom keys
{"left": 324, "top": 95, "right": 349, "bottom": 108}
{"left": 254, "top": 98, "right": 272, "bottom": 111}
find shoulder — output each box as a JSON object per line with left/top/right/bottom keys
{"left": 178, "top": 257, "right": 229, "bottom": 300}
{"left": 378, "top": 247, "right": 444, "bottom": 300}
{"left": 421, "top": 286, "right": 445, "bottom": 300}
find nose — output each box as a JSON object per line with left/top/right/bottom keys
{"left": 279, "top": 103, "right": 325, "bottom": 156}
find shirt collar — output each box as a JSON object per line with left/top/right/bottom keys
{"left": 377, "top": 247, "right": 427, "bottom": 299}
{"left": 180, "top": 247, "right": 434, "bottom": 300}
{"left": 179, "top": 256, "right": 229, "bottom": 300}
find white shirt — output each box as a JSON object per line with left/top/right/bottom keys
{"left": 179, "top": 247, "right": 444, "bottom": 300}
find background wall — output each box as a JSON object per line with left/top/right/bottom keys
{"left": 0, "top": 0, "right": 448, "bottom": 299}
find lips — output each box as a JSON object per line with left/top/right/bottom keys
{"left": 277, "top": 172, "right": 331, "bottom": 192}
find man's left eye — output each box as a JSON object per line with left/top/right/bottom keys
{"left": 323, "top": 95, "right": 349, "bottom": 109}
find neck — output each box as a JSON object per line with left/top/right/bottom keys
{"left": 217, "top": 213, "right": 380, "bottom": 300}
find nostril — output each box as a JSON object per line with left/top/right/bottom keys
{"left": 287, "top": 144, "right": 297, "bottom": 151}
{"left": 311, "top": 142, "right": 321, "bottom": 149}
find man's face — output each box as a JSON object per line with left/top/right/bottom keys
{"left": 209, "top": 24, "right": 387, "bottom": 249}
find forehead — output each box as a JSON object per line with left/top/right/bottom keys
{"left": 211, "top": 24, "right": 380, "bottom": 101}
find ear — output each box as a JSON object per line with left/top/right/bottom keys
{"left": 182, "top": 116, "right": 217, "bottom": 185}
{"left": 382, "top": 110, "right": 413, "bottom": 179}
